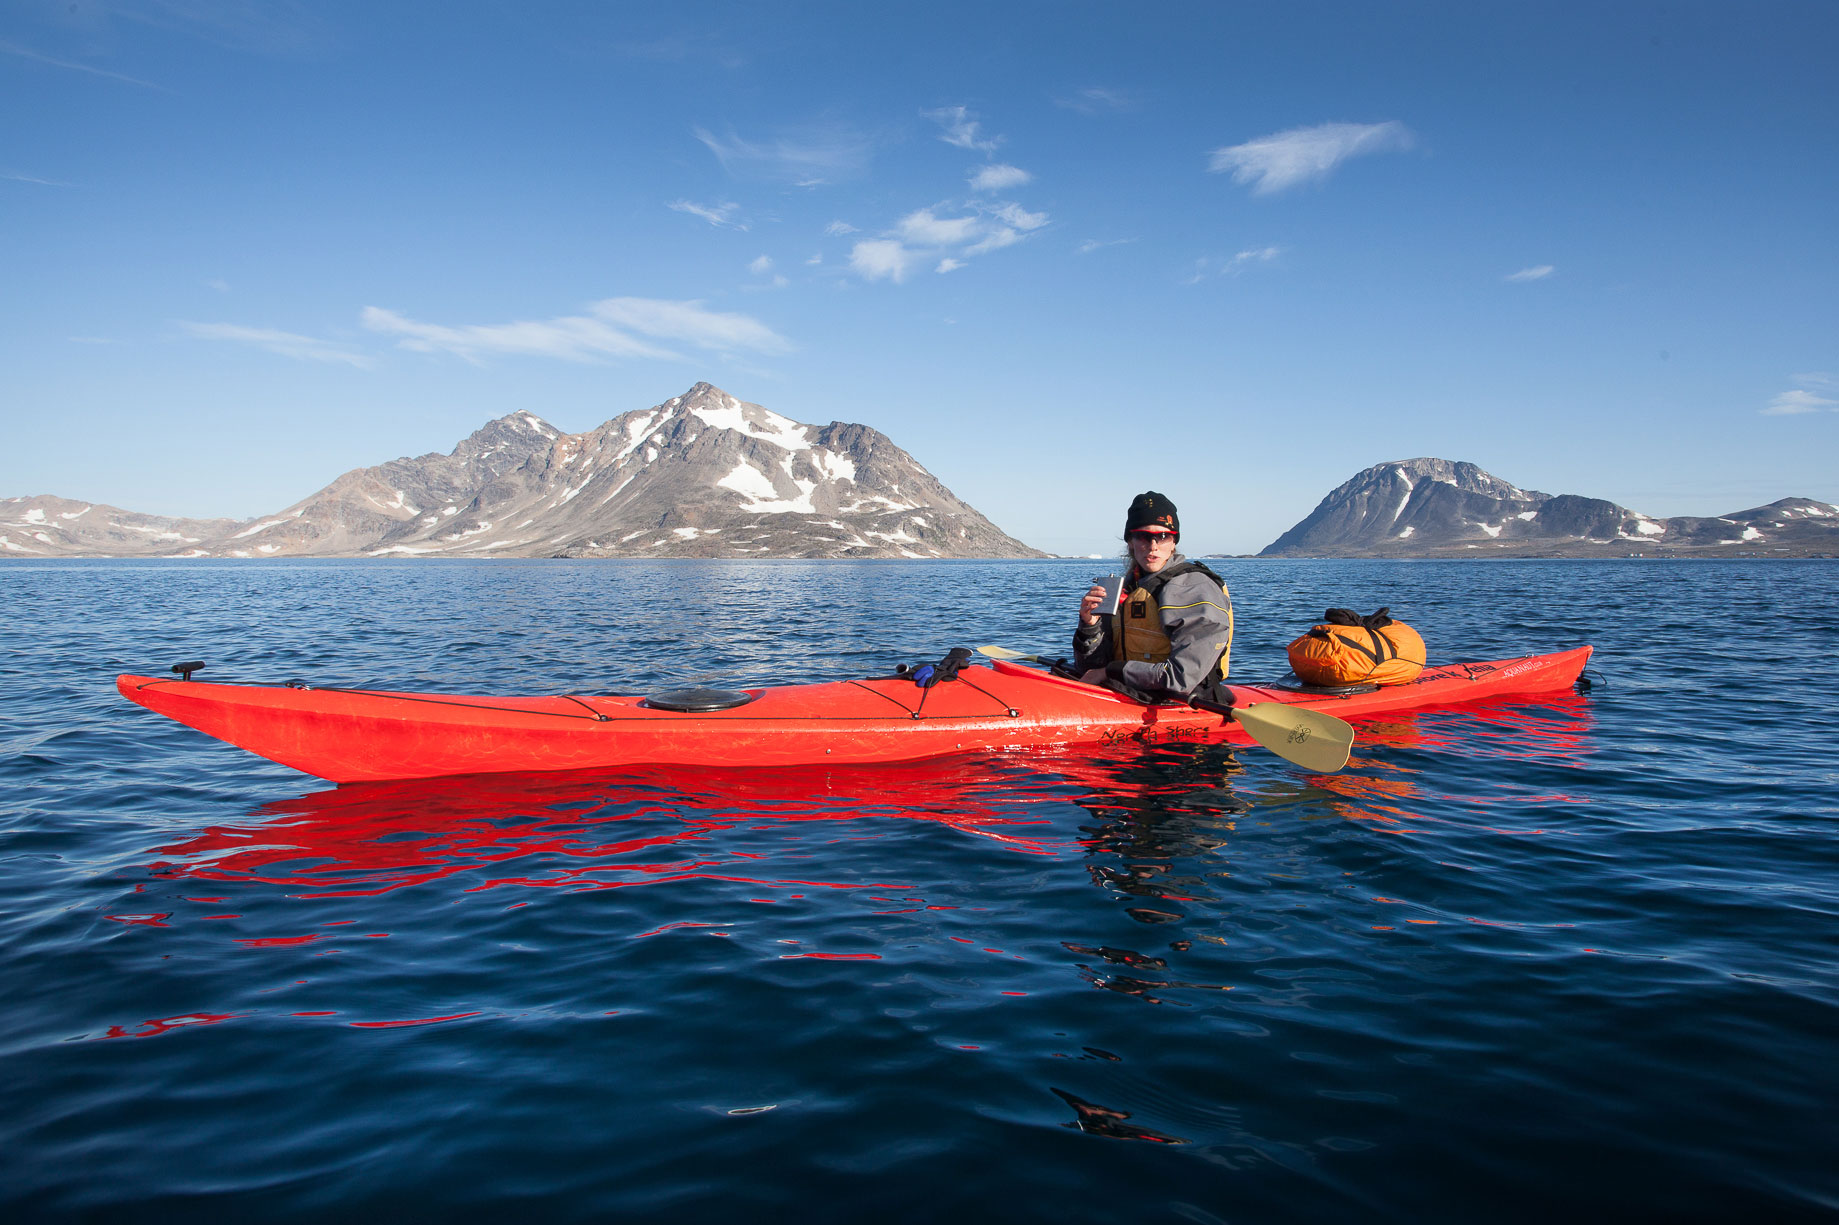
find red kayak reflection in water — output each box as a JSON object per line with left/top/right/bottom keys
{"left": 1312, "top": 693, "right": 1598, "bottom": 834}
{"left": 1350, "top": 690, "right": 1596, "bottom": 758}
{"left": 147, "top": 754, "right": 1099, "bottom": 899}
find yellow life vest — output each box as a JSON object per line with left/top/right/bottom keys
{"left": 1287, "top": 608, "right": 1425, "bottom": 686}
{"left": 1110, "top": 561, "right": 1234, "bottom": 682}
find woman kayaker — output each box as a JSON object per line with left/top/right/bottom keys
{"left": 1074, "top": 491, "right": 1233, "bottom": 703}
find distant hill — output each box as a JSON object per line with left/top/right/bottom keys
{"left": 0, "top": 497, "right": 241, "bottom": 558}
{"left": 1260, "top": 458, "right": 1838, "bottom": 558}
{"left": 1, "top": 383, "right": 1045, "bottom": 560}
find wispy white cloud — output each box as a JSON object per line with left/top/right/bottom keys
{"left": 1763, "top": 391, "right": 1835, "bottom": 415}
{"left": 839, "top": 106, "right": 1043, "bottom": 284}
{"left": 693, "top": 124, "right": 872, "bottom": 185}
{"left": 744, "top": 255, "right": 787, "bottom": 288}
{"left": 1762, "top": 374, "right": 1838, "bottom": 415}
{"left": 1077, "top": 237, "right": 1138, "bottom": 255}
{"left": 898, "top": 208, "right": 981, "bottom": 247}
{"left": 361, "top": 299, "right": 790, "bottom": 365}
{"left": 1055, "top": 87, "right": 1134, "bottom": 115}
{"left": 0, "top": 38, "right": 167, "bottom": 90}
{"left": 992, "top": 203, "right": 1048, "bottom": 231}
{"left": 181, "top": 322, "right": 372, "bottom": 368}
{"left": 3, "top": 170, "right": 72, "bottom": 186}
{"left": 1208, "top": 121, "right": 1415, "bottom": 194}
{"left": 850, "top": 239, "right": 918, "bottom": 283}
{"left": 206, "top": 277, "right": 230, "bottom": 292}
{"left": 823, "top": 219, "right": 858, "bottom": 236}
{"left": 966, "top": 226, "right": 1024, "bottom": 256}
{"left": 970, "top": 163, "right": 1031, "bottom": 192}
{"left": 1507, "top": 265, "right": 1555, "bottom": 281}
{"left": 924, "top": 105, "right": 1001, "bottom": 153}
{"left": 1183, "top": 247, "right": 1284, "bottom": 284}
{"left": 669, "top": 199, "right": 746, "bottom": 230}
{"left": 851, "top": 198, "right": 1050, "bottom": 282}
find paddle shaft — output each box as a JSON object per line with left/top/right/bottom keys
{"left": 973, "top": 645, "right": 1352, "bottom": 772}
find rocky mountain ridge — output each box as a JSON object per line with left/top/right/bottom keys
{"left": 2, "top": 384, "right": 1045, "bottom": 560}
{"left": 1260, "top": 458, "right": 1837, "bottom": 557}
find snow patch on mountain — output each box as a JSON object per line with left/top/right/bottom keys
{"left": 720, "top": 461, "right": 818, "bottom": 513}
{"left": 692, "top": 398, "right": 812, "bottom": 451}
{"left": 612, "top": 413, "right": 661, "bottom": 462}
{"left": 813, "top": 451, "right": 857, "bottom": 482}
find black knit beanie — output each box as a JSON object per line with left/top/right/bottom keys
{"left": 1125, "top": 491, "right": 1179, "bottom": 539}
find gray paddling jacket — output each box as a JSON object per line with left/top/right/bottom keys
{"left": 1072, "top": 556, "right": 1234, "bottom": 703}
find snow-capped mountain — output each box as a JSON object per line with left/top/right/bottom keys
{"left": 1260, "top": 458, "right": 1837, "bottom": 557}
{"left": 0, "top": 384, "right": 1045, "bottom": 559}
{"left": 0, "top": 495, "right": 241, "bottom": 557}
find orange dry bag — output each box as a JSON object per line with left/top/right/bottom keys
{"left": 1287, "top": 607, "right": 1426, "bottom": 687}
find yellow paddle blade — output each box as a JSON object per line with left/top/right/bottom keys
{"left": 974, "top": 644, "right": 1035, "bottom": 661}
{"left": 1228, "top": 702, "right": 1354, "bottom": 773}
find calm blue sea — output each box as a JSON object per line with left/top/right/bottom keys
{"left": 1, "top": 558, "right": 1834, "bottom": 1223}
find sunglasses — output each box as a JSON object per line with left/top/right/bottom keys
{"left": 1127, "top": 530, "right": 1175, "bottom": 544}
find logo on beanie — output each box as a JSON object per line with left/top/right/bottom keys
{"left": 1125, "top": 491, "right": 1181, "bottom": 538}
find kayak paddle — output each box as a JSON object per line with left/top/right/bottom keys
{"left": 974, "top": 645, "right": 1354, "bottom": 773}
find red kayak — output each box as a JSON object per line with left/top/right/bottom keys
{"left": 117, "top": 647, "right": 1592, "bottom": 784}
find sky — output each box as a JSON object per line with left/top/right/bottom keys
{"left": 4, "top": 0, "right": 1836, "bottom": 556}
